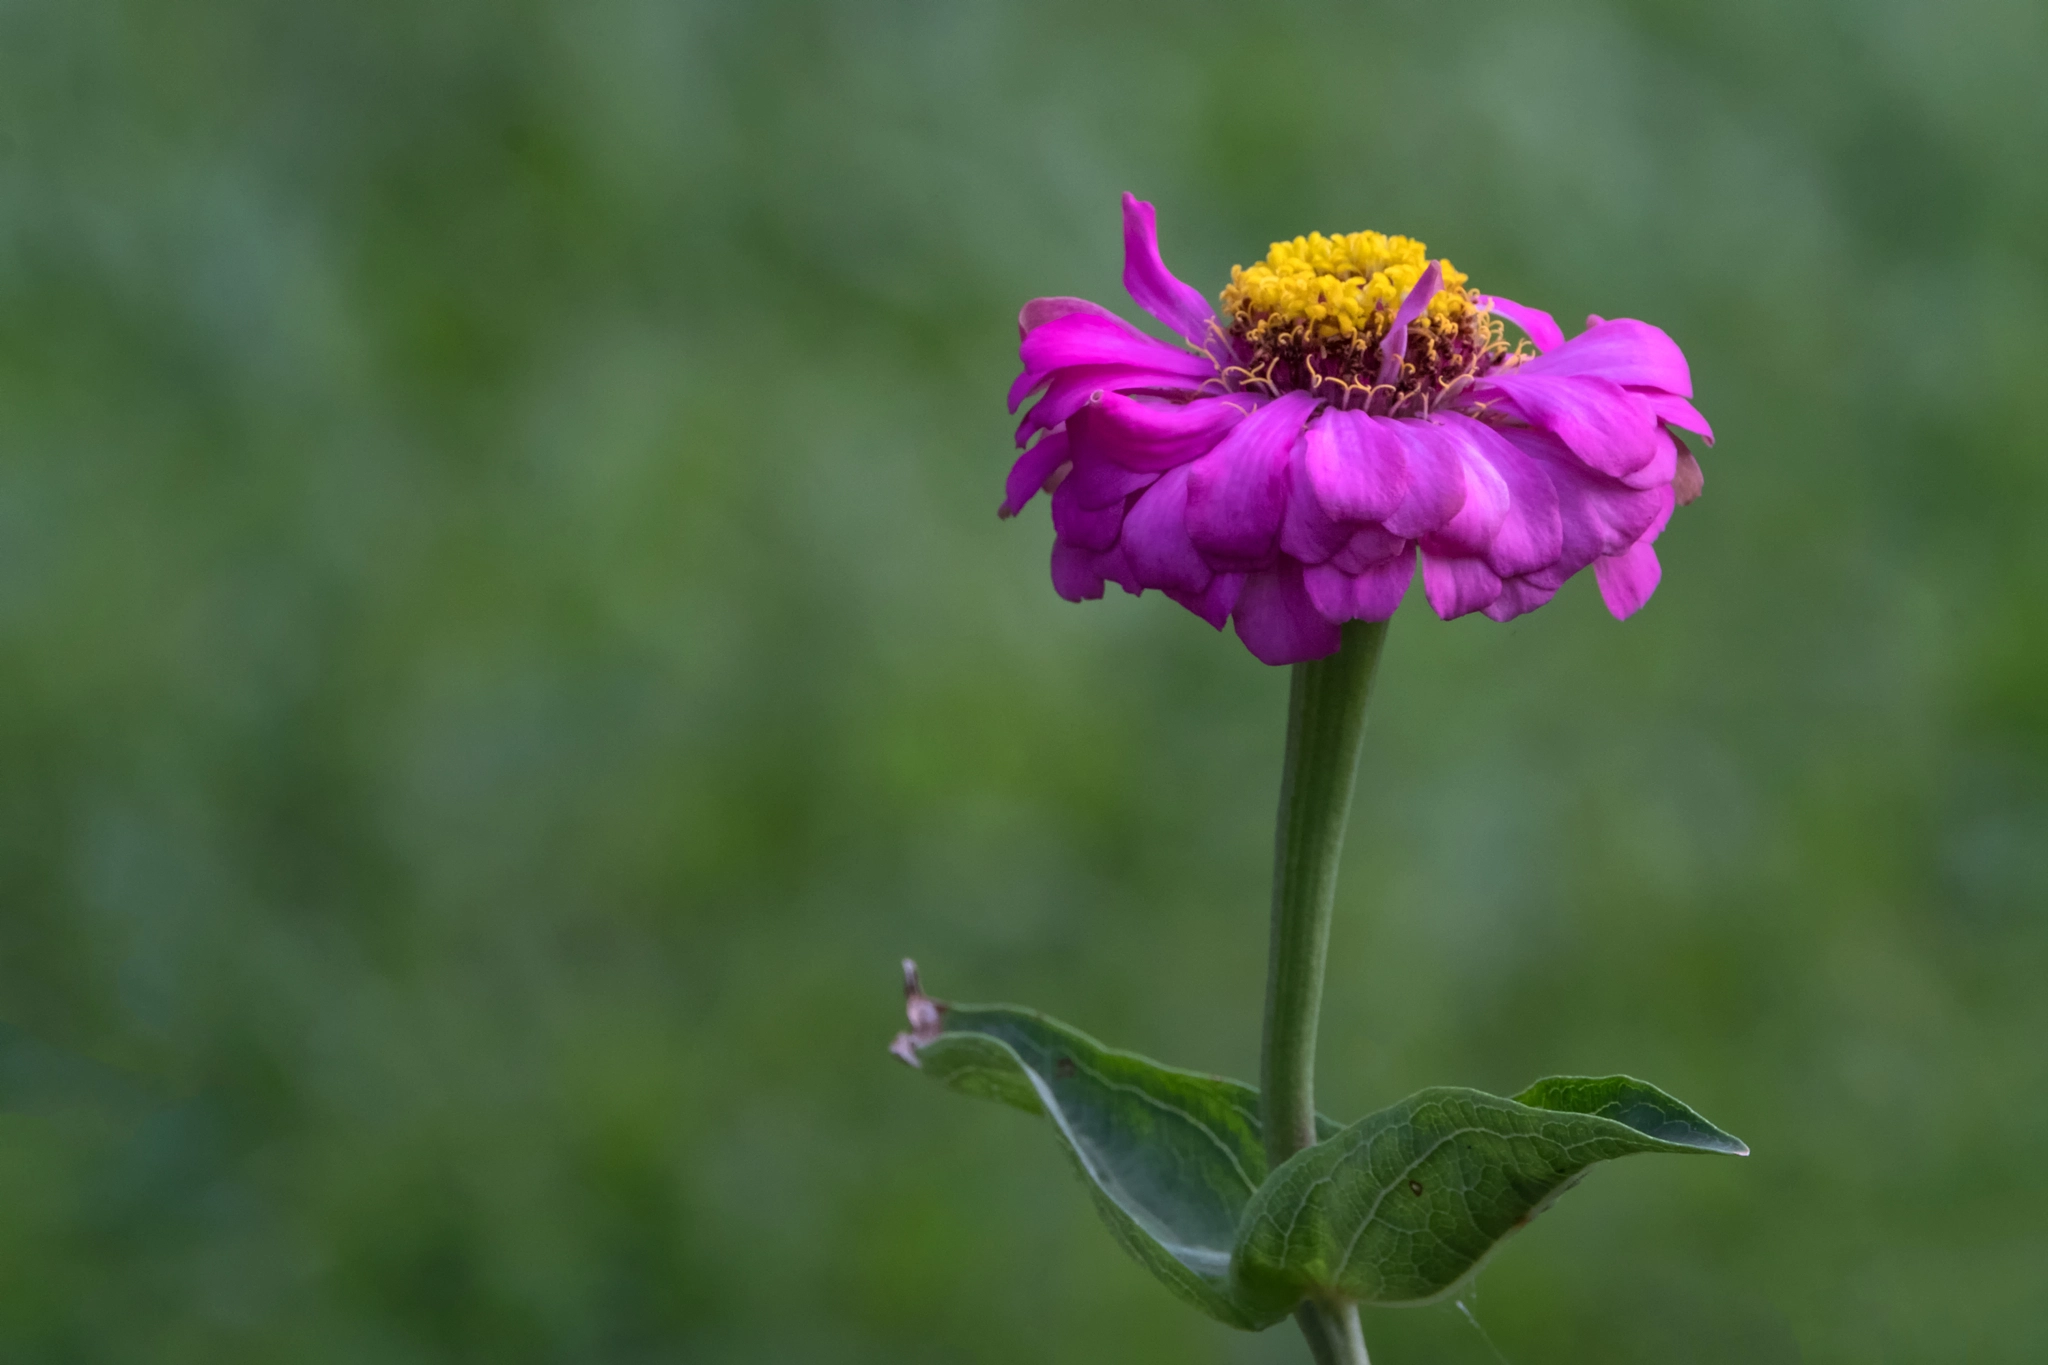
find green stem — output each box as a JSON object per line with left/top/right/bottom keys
{"left": 1260, "top": 618, "right": 1389, "bottom": 1365}
{"left": 1294, "top": 1299, "right": 1372, "bottom": 1365}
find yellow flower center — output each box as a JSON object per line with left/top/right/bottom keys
{"left": 1221, "top": 231, "right": 1472, "bottom": 342}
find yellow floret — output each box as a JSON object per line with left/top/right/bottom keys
{"left": 1222, "top": 230, "right": 1471, "bottom": 341}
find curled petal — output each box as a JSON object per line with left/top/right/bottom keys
{"left": 1375, "top": 260, "right": 1443, "bottom": 388}
{"left": 1121, "top": 465, "right": 1212, "bottom": 595}
{"left": 1015, "top": 364, "right": 1211, "bottom": 442}
{"left": 1478, "top": 372, "right": 1664, "bottom": 479}
{"left": 1001, "top": 430, "right": 1069, "bottom": 518}
{"left": 1233, "top": 563, "right": 1342, "bottom": 664}
{"left": 1068, "top": 391, "right": 1253, "bottom": 471}
{"left": 1050, "top": 538, "right": 1106, "bottom": 602}
{"left": 1186, "top": 392, "right": 1317, "bottom": 566}
{"left": 1621, "top": 424, "right": 1680, "bottom": 491}
{"left": 1436, "top": 414, "right": 1563, "bottom": 578}
{"left": 1303, "top": 548, "right": 1416, "bottom": 623}
{"left": 1476, "top": 294, "right": 1563, "bottom": 352}
{"left": 1019, "top": 296, "right": 1122, "bottom": 339}
{"left": 1631, "top": 388, "right": 1715, "bottom": 445}
{"left": 1121, "top": 192, "right": 1219, "bottom": 348}
{"left": 1516, "top": 318, "right": 1693, "bottom": 397}
{"left": 1304, "top": 408, "right": 1410, "bottom": 525}
{"left": 1017, "top": 312, "right": 1215, "bottom": 403}
{"left": 1167, "top": 571, "right": 1245, "bottom": 630}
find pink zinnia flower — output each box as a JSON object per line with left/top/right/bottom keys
{"left": 1003, "top": 194, "right": 1711, "bottom": 664}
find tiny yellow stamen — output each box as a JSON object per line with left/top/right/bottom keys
{"left": 1221, "top": 231, "right": 1472, "bottom": 342}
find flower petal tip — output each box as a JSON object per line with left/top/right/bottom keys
{"left": 1374, "top": 260, "right": 1444, "bottom": 387}
{"left": 1119, "top": 192, "right": 1218, "bottom": 347}
{"left": 1478, "top": 294, "right": 1565, "bottom": 352}
{"left": 1594, "top": 540, "right": 1662, "bottom": 619}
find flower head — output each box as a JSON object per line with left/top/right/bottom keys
{"left": 1003, "top": 194, "right": 1711, "bottom": 664}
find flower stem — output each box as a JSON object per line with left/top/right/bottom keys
{"left": 1294, "top": 1299, "right": 1372, "bottom": 1365}
{"left": 1260, "top": 618, "right": 1389, "bottom": 1365}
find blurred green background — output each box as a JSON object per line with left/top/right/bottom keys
{"left": 2, "top": 0, "right": 2044, "bottom": 1360}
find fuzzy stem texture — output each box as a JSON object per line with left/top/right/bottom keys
{"left": 1260, "top": 618, "right": 1389, "bottom": 1365}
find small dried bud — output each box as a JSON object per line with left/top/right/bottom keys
{"left": 889, "top": 958, "right": 946, "bottom": 1067}
{"left": 1674, "top": 439, "right": 1705, "bottom": 506}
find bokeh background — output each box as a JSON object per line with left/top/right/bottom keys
{"left": 2, "top": 0, "right": 2044, "bottom": 1360}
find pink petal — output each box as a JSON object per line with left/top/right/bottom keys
{"left": 1001, "top": 430, "right": 1069, "bottom": 518}
{"left": 1301, "top": 564, "right": 1351, "bottom": 620}
{"left": 1167, "top": 571, "right": 1245, "bottom": 630}
{"left": 1050, "top": 474, "right": 1124, "bottom": 550}
{"left": 1380, "top": 418, "right": 1467, "bottom": 538}
{"left": 1620, "top": 424, "right": 1679, "bottom": 491}
{"left": 1014, "top": 364, "right": 1212, "bottom": 441}
{"left": 1067, "top": 391, "right": 1253, "bottom": 471}
{"left": 1279, "top": 453, "right": 1354, "bottom": 565}
{"left": 1476, "top": 294, "right": 1564, "bottom": 352}
{"left": 1495, "top": 424, "right": 1666, "bottom": 576}
{"left": 1594, "top": 539, "right": 1661, "bottom": 619}
{"left": 1436, "top": 414, "right": 1563, "bottom": 577}
{"left": 1375, "top": 260, "right": 1443, "bottom": 387}
{"left": 1516, "top": 318, "right": 1693, "bottom": 397}
{"left": 1017, "top": 312, "right": 1215, "bottom": 396}
{"left": 1630, "top": 388, "right": 1715, "bottom": 445}
{"left": 1091, "top": 540, "right": 1140, "bottom": 595}
{"left": 1303, "top": 548, "right": 1416, "bottom": 623}
{"left": 1120, "top": 192, "right": 1219, "bottom": 348}
{"left": 1233, "top": 563, "right": 1343, "bottom": 664}
{"left": 1304, "top": 408, "right": 1410, "bottom": 524}
{"left": 1640, "top": 482, "right": 1676, "bottom": 543}
{"left": 1481, "top": 575, "right": 1560, "bottom": 623}
{"left": 1331, "top": 524, "right": 1409, "bottom": 573}
{"left": 1059, "top": 455, "right": 1157, "bottom": 510}
{"left": 1591, "top": 480, "right": 1675, "bottom": 619}
{"left": 1419, "top": 551, "right": 1504, "bottom": 620}
{"left": 1478, "top": 372, "right": 1664, "bottom": 479}
{"left": 1121, "top": 465, "right": 1212, "bottom": 595}
{"left": 1019, "top": 296, "right": 1122, "bottom": 339}
{"left": 1185, "top": 391, "right": 1317, "bottom": 567}
{"left": 1050, "top": 538, "right": 1106, "bottom": 602}
{"left": 1416, "top": 421, "right": 1510, "bottom": 559}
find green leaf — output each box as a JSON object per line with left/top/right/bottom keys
{"left": 890, "top": 962, "right": 1334, "bottom": 1330}
{"left": 1229, "top": 1077, "right": 1747, "bottom": 1315}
